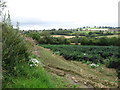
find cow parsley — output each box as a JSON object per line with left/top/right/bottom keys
{"left": 90, "top": 63, "right": 99, "bottom": 68}
{"left": 29, "top": 58, "right": 39, "bottom": 67}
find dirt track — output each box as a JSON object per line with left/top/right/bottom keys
{"left": 44, "top": 64, "right": 94, "bottom": 88}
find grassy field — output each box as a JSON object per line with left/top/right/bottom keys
{"left": 74, "top": 31, "right": 92, "bottom": 34}
{"left": 98, "top": 35, "right": 119, "bottom": 38}
{"left": 52, "top": 35, "right": 76, "bottom": 38}
{"left": 70, "top": 31, "right": 91, "bottom": 35}
{"left": 52, "top": 35, "right": 86, "bottom": 38}
{"left": 52, "top": 34, "right": 119, "bottom": 39}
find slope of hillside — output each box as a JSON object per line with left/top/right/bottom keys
{"left": 32, "top": 45, "right": 119, "bottom": 88}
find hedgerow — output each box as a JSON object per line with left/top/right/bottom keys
{"left": 2, "top": 24, "right": 31, "bottom": 76}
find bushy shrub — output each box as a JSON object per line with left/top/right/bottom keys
{"left": 69, "top": 36, "right": 120, "bottom": 46}
{"left": 26, "top": 32, "right": 40, "bottom": 41}
{"left": 2, "top": 24, "right": 31, "bottom": 76}
{"left": 104, "top": 58, "right": 120, "bottom": 69}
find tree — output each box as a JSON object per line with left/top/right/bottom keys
{"left": 58, "top": 28, "right": 63, "bottom": 31}
{"left": 39, "top": 31, "right": 51, "bottom": 44}
{"left": 94, "top": 26, "right": 96, "bottom": 28}
{"left": 0, "top": 0, "right": 7, "bottom": 16}
{"left": 2, "top": 11, "right": 12, "bottom": 26}
{"left": 88, "top": 32, "right": 93, "bottom": 36}
{"left": 2, "top": 7, "right": 30, "bottom": 76}
{"left": 16, "top": 21, "right": 20, "bottom": 30}
{"left": 6, "top": 11, "right": 11, "bottom": 25}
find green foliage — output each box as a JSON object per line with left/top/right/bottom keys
{"left": 46, "top": 29, "right": 73, "bottom": 35}
{"left": 69, "top": 36, "right": 120, "bottom": 46}
{"left": 25, "top": 31, "right": 71, "bottom": 44}
{"left": 90, "top": 65, "right": 96, "bottom": 69}
{"left": 26, "top": 31, "right": 40, "bottom": 41}
{"left": 41, "top": 45, "right": 119, "bottom": 69}
{"left": 3, "top": 63, "right": 56, "bottom": 88}
{"left": 86, "top": 61, "right": 92, "bottom": 65}
{"left": 0, "top": 0, "right": 7, "bottom": 16}
{"left": 2, "top": 24, "right": 57, "bottom": 88}
{"left": 104, "top": 58, "right": 120, "bottom": 69}
{"left": 24, "top": 30, "right": 119, "bottom": 46}
{"left": 2, "top": 24, "right": 58, "bottom": 88}
{"left": 2, "top": 24, "right": 31, "bottom": 76}
{"left": 41, "top": 29, "right": 118, "bottom": 37}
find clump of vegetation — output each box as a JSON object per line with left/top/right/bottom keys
{"left": 26, "top": 31, "right": 71, "bottom": 44}
{"left": 3, "top": 63, "right": 56, "bottom": 88}
{"left": 104, "top": 58, "right": 120, "bottom": 69}
{"left": 90, "top": 63, "right": 99, "bottom": 68}
{"left": 2, "top": 12, "right": 56, "bottom": 88}
{"left": 25, "top": 31, "right": 40, "bottom": 41}
{"left": 40, "top": 45, "right": 119, "bottom": 69}
{"left": 25, "top": 30, "right": 120, "bottom": 46}
{"left": 69, "top": 36, "right": 120, "bottom": 46}
{"left": 2, "top": 23, "right": 31, "bottom": 77}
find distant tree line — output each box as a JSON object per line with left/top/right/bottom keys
{"left": 39, "top": 29, "right": 119, "bottom": 37}
{"left": 69, "top": 37, "right": 120, "bottom": 46}
{"left": 25, "top": 31, "right": 71, "bottom": 45}
{"left": 25, "top": 31, "right": 120, "bottom": 46}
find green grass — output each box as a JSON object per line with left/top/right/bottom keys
{"left": 72, "top": 31, "right": 91, "bottom": 34}
{"left": 49, "top": 73, "right": 73, "bottom": 88}
{"left": 3, "top": 62, "right": 56, "bottom": 88}
{"left": 3, "top": 53, "right": 73, "bottom": 88}
{"left": 98, "top": 35, "right": 119, "bottom": 38}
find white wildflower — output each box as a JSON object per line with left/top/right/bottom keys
{"left": 90, "top": 63, "right": 97, "bottom": 68}
{"left": 30, "top": 59, "right": 39, "bottom": 64}
{"left": 90, "top": 63, "right": 96, "bottom": 66}
{"left": 29, "top": 58, "right": 39, "bottom": 67}
{"left": 84, "top": 53, "right": 86, "bottom": 55}
{"left": 35, "top": 64, "right": 38, "bottom": 67}
{"left": 30, "top": 64, "right": 33, "bottom": 67}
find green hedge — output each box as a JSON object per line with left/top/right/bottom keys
{"left": 2, "top": 24, "right": 31, "bottom": 76}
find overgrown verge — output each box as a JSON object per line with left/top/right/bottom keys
{"left": 3, "top": 62, "right": 55, "bottom": 88}
{"left": 2, "top": 23, "right": 56, "bottom": 88}
{"left": 2, "top": 24, "right": 30, "bottom": 77}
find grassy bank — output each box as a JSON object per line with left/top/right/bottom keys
{"left": 3, "top": 59, "right": 56, "bottom": 88}
{"left": 37, "top": 45, "right": 118, "bottom": 88}
{"left": 3, "top": 43, "right": 119, "bottom": 88}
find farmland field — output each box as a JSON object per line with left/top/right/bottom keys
{"left": 52, "top": 35, "right": 76, "bottom": 38}
{"left": 98, "top": 35, "right": 119, "bottom": 38}
{"left": 52, "top": 34, "right": 119, "bottom": 39}
{"left": 40, "top": 45, "right": 119, "bottom": 65}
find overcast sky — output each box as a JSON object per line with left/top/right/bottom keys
{"left": 5, "top": 0, "right": 119, "bottom": 30}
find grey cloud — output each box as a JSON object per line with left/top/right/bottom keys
{"left": 11, "top": 17, "right": 75, "bottom": 27}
